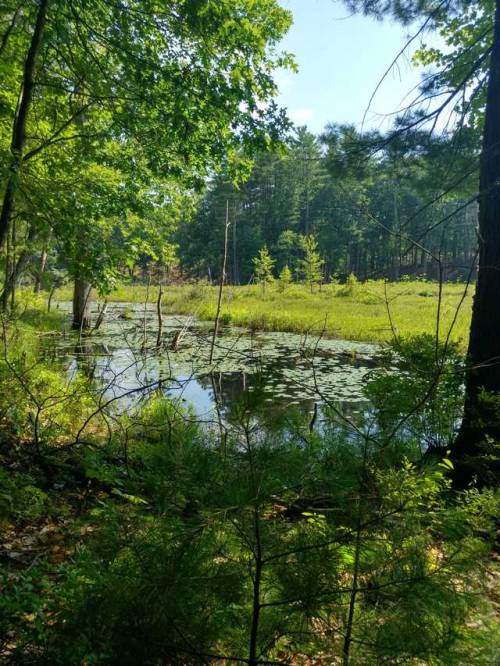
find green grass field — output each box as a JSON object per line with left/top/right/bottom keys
{"left": 55, "top": 279, "right": 474, "bottom": 346}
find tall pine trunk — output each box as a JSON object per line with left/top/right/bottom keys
{"left": 453, "top": 0, "right": 500, "bottom": 484}
{"left": 0, "top": 0, "right": 49, "bottom": 249}
{"left": 72, "top": 279, "right": 92, "bottom": 331}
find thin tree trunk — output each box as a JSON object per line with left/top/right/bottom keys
{"left": 156, "top": 282, "right": 164, "bottom": 348}
{"left": 0, "top": 0, "right": 49, "bottom": 249}
{"left": 142, "top": 273, "right": 151, "bottom": 350}
{"left": 34, "top": 246, "right": 48, "bottom": 293}
{"left": 209, "top": 371, "right": 226, "bottom": 449}
{"left": 209, "top": 201, "right": 230, "bottom": 365}
{"left": 454, "top": 0, "right": 500, "bottom": 485}
{"left": 248, "top": 506, "right": 263, "bottom": 666}
{"left": 72, "top": 279, "right": 92, "bottom": 331}
{"left": 342, "top": 512, "right": 362, "bottom": 666}
{"left": 93, "top": 299, "right": 108, "bottom": 332}
{"left": 392, "top": 188, "right": 400, "bottom": 281}
{"left": 232, "top": 206, "right": 239, "bottom": 285}
{"left": 10, "top": 217, "right": 16, "bottom": 309}
{"left": 2, "top": 224, "right": 11, "bottom": 311}
{"left": 1, "top": 245, "right": 34, "bottom": 310}
{"left": 0, "top": 6, "right": 22, "bottom": 58}
{"left": 47, "top": 285, "right": 56, "bottom": 312}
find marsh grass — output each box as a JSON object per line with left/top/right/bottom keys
{"left": 56, "top": 280, "right": 473, "bottom": 346}
{"left": 6, "top": 292, "right": 67, "bottom": 335}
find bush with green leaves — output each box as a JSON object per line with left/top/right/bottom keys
{"left": 0, "top": 312, "right": 498, "bottom": 665}
{"left": 366, "top": 334, "right": 465, "bottom": 452}
{"left": 14, "top": 401, "right": 496, "bottom": 666}
{"left": 0, "top": 316, "right": 98, "bottom": 450}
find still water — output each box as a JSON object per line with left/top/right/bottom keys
{"left": 46, "top": 302, "right": 383, "bottom": 426}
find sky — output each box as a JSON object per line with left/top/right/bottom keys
{"left": 275, "top": 0, "right": 436, "bottom": 134}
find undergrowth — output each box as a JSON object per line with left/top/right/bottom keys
{"left": 0, "top": 300, "right": 497, "bottom": 665}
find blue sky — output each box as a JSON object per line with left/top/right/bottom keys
{"left": 275, "top": 0, "right": 435, "bottom": 134}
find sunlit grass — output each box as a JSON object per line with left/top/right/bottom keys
{"left": 9, "top": 292, "right": 67, "bottom": 334}
{"left": 55, "top": 280, "right": 473, "bottom": 346}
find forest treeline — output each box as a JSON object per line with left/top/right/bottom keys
{"left": 0, "top": 2, "right": 483, "bottom": 314}
{"left": 3, "top": 115, "right": 481, "bottom": 307}
{"left": 178, "top": 126, "right": 479, "bottom": 285}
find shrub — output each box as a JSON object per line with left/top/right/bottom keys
{"left": 336, "top": 272, "right": 359, "bottom": 297}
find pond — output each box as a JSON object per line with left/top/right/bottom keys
{"left": 46, "top": 302, "right": 384, "bottom": 428}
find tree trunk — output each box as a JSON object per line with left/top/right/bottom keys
{"left": 1, "top": 248, "right": 33, "bottom": 310}
{"left": 72, "top": 279, "right": 92, "bottom": 331}
{"left": 2, "top": 224, "right": 11, "bottom": 310}
{"left": 392, "top": 187, "right": 400, "bottom": 281}
{"left": 47, "top": 285, "right": 56, "bottom": 312}
{"left": 0, "top": 7, "right": 22, "bottom": 59}
{"left": 1, "top": 225, "right": 38, "bottom": 309}
{"left": 453, "top": 0, "right": 500, "bottom": 485}
{"left": 232, "top": 208, "right": 239, "bottom": 285}
{"left": 10, "top": 216, "right": 16, "bottom": 309}
{"left": 0, "top": 0, "right": 49, "bottom": 249}
{"left": 34, "top": 247, "right": 48, "bottom": 293}
{"left": 210, "top": 202, "right": 230, "bottom": 364}
{"left": 156, "top": 283, "right": 164, "bottom": 347}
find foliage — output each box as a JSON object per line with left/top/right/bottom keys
{"left": 177, "top": 125, "right": 479, "bottom": 285}
{"left": 412, "top": 1, "right": 492, "bottom": 130}
{"left": 253, "top": 245, "right": 276, "bottom": 293}
{"left": 0, "top": 298, "right": 104, "bottom": 449}
{"left": 278, "top": 264, "right": 293, "bottom": 292}
{"left": 337, "top": 272, "right": 360, "bottom": 297}
{"left": 0, "top": 1, "right": 498, "bottom": 659}
{"left": 0, "top": 399, "right": 498, "bottom": 664}
{"left": 298, "top": 235, "right": 324, "bottom": 292}
{"left": 367, "top": 334, "right": 466, "bottom": 451}
{"left": 0, "top": 0, "right": 294, "bottom": 297}
{"left": 0, "top": 302, "right": 498, "bottom": 664}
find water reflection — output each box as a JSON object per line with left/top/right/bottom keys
{"left": 45, "top": 302, "right": 381, "bottom": 427}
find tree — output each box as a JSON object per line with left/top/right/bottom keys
{"left": 253, "top": 246, "right": 275, "bottom": 293}
{"left": 178, "top": 127, "right": 478, "bottom": 286}
{"left": 276, "top": 230, "right": 302, "bottom": 274}
{"left": 291, "top": 127, "right": 326, "bottom": 235}
{"left": 298, "top": 235, "right": 324, "bottom": 293}
{"left": 344, "top": 0, "right": 499, "bottom": 482}
{"left": 0, "top": 0, "right": 49, "bottom": 250}
{"left": 278, "top": 264, "right": 292, "bottom": 292}
{"left": 0, "top": 0, "right": 294, "bottom": 324}
{"left": 453, "top": 0, "right": 500, "bottom": 482}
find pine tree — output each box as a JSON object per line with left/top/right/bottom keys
{"left": 298, "top": 235, "right": 324, "bottom": 293}
{"left": 253, "top": 246, "right": 275, "bottom": 293}
{"left": 278, "top": 264, "right": 292, "bottom": 292}
{"left": 343, "top": 0, "right": 499, "bottom": 483}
